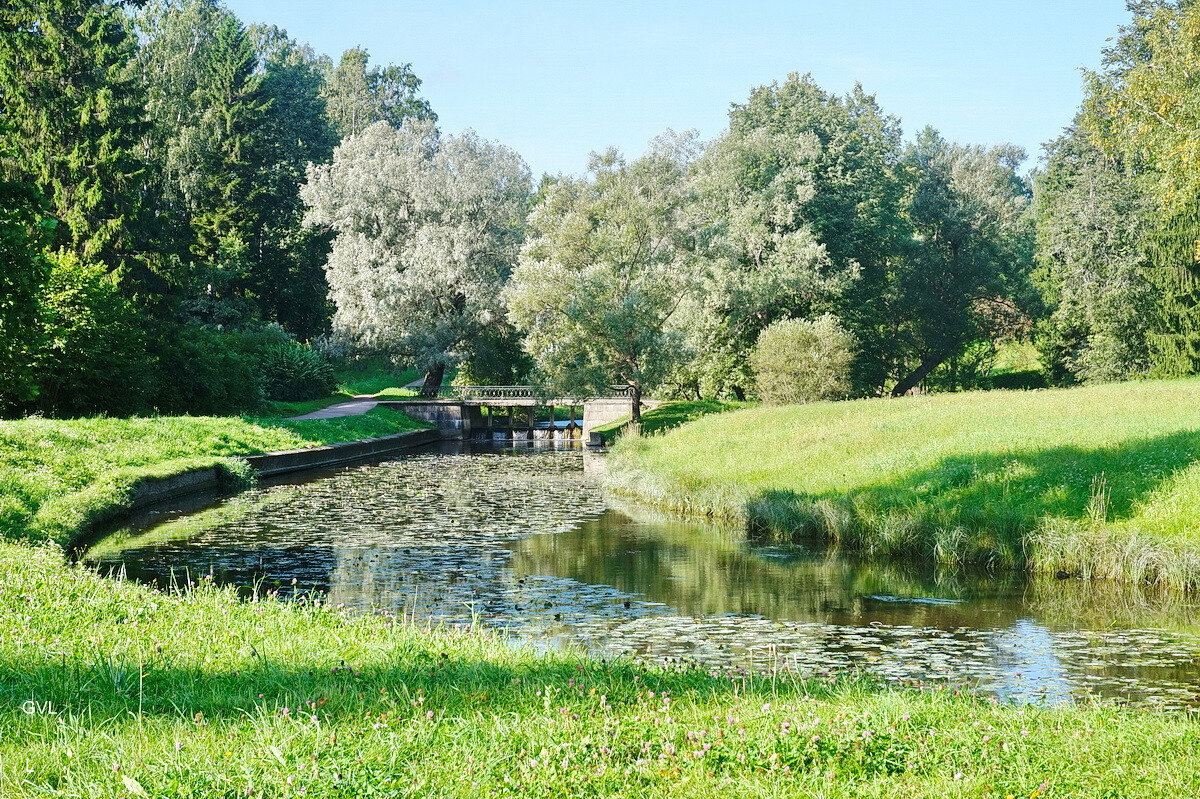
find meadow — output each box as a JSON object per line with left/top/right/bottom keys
{"left": 608, "top": 379, "right": 1200, "bottom": 588}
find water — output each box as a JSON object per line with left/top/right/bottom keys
{"left": 86, "top": 443, "right": 1200, "bottom": 710}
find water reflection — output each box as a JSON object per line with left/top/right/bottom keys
{"left": 86, "top": 445, "right": 1200, "bottom": 709}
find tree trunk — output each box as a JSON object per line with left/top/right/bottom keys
{"left": 630, "top": 383, "right": 642, "bottom": 423}
{"left": 420, "top": 363, "right": 446, "bottom": 398}
{"left": 731, "top": 385, "right": 746, "bottom": 402}
{"left": 890, "top": 352, "right": 948, "bottom": 397}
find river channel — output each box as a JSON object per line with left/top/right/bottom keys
{"left": 85, "top": 443, "right": 1200, "bottom": 710}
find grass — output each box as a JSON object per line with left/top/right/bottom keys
{"left": 608, "top": 378, "right": 1200, "bottom": 588}
{"left": 0, "top": 408, "right": 429, "bottom": 548}
{"left": 264, "top": 360, "right": 422, "bottom": 417}
{"left": 592, "top": 400, "right": 750, "bottom": 444}
{"left": 2, "top": 382, "right": 1199, "bottom": 794}
{"left": 4, "top": 543, "right": 1200, "bottom": 798}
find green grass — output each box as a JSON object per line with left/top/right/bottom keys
{"left": 264, "top": 361, "right": 422, "bottom": 417}
{"left": 592, "top": 400, "right": 750, "bottom": 444}
{"left": 609, "top": 378, "right": 1200, "bottom": 588}
{"left": 3, "top": 542, "right": 1200, "bottom": 798}
{"left": 0, "top": 408, "right": 429, "bottom": 548}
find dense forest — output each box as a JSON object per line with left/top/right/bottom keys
{"left": 2, "top": 0, "right": 1198, "bottom": 418}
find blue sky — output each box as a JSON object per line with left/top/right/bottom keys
{"left": 224, "top": 0, "right": 1131, "bottom": 177}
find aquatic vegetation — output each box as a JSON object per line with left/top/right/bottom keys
{"left": 6, "top": 542, "right": 1200, "bottom": 797}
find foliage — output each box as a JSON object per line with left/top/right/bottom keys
{"left": 320, "top": 46, "right": 435, "bottom": 138}
{"left": 34, "top": 251, "right": 153, "bottom": 417}
{"left": 0, "top": 167, "right": 53, "bottom": 413}
{"left": 610, "top": 377, "right": 1200, "bottom": 587}
{"left": 751, "top": 314, "right": 856, "bottom": 404}
{"left": 507, "top": 140, "right": 699, "bottom": 420}
{"left": 302, "top": 120, "right": 531, "bottom": 393}
{"left": 146, "top": 324, "right": 263, "bottom": 416}
{"left": 257, "top": 341, "right": 336, "bottom": 401}
{"left": 0, "top": 0, "right": 147, "bottom": 265}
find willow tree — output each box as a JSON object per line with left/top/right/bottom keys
{"left": 506, "top": 141, "right": 700, "bottom": 421}
{"left": 301, "top": 120, "right": 531, "bottom": 394}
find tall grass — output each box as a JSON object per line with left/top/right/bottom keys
{"left": 609, "top": 378, "right": 1200, "bottom": 588}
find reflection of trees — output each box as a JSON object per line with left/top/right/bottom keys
{"left": 507, "top": 506, "right": 1034, "bottom": 629}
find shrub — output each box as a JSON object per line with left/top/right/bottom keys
{"left": 750, "top": 314, "right": 856, "bottom": 404}
{"left": 257, "top": 340, "right": 336, "bottom": 401}
{"left": 151, "top": 325, "right": 262, "bottom": 415}
{"left": 33, "top": 251, "right": 154, "bottom": 417}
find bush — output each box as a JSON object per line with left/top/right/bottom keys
{"left": 257, "top": 340, "right": 336, "bottom": 401}
{"left": 750, "top": 314, "right": 856, "bottom": 404}
{"left": 33, "top": 251, "right": 154, "bottom": 417}
{"left": 151, "top": 325, "right": 262, "bottom": 415}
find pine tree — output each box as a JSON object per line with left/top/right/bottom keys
{"left": 0, "top": 0, "right": 147, "bottom": 266}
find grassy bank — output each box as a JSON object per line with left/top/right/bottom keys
{"left": 264, "top": 360, "right": 422, "bottom": 417}
{"left": 4, "top": 544, "right": 1200, "bottom": 798}
{"left": 592, "top": 400, "right": 749, "bottom": 444}
{"left": 608, "top": 378, "right": 1200, "bottom": 588}
{"left": 0, "top": 408, "right": 428, "bottom": 547}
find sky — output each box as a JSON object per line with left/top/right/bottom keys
{"left": 223, "top": 0, "right": 1133, "bottom": 178}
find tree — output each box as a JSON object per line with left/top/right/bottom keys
{"left": 0, "top": 0, "right": 147, "bottom": 266}
{"left": 506, "top": 143, "right": 700, "bottom": 422}
{"left": 301, "top": 120, "right": 531, "bottom": 395}
{"left": 751, "top": 314, "right": 856, "bottom": 404}
{"left": 887, "top": 129, "right": 1034, "bottom": 397}
{"left": 321, "top": 47, "right": 435, "bottom": 138}
{"left": 0, "top": 169, "right": 53, "bottom": 413}
{"left": 723, "top": 75, "right": 908, "bottom": 394}
{"left": 1082, "top": 1, "right": 1200, "bottom": 376}
{"left": 243, "top": 24, "right": 340, "bottom": 338}
{"left": 677, "top": 115, "right": 854, "bottom": 399}
{"left": 137, "top": 0, "right": 268, "bottom": 269}
{"left": 1033, "top": 124, "right": 1155, "bottom": 383}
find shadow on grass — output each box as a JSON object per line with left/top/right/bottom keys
{"left": 0, "top": 644, "right": 871, "bottom": 724}
{"left": 745, "top": 430, "right": 1200, "bottom": 568}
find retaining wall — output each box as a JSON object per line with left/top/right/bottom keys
{"left": 69, "top": 427, "right": 443, "bottom": 552}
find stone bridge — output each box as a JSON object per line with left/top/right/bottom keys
{"left": 381, "top": 385, "right": 659, "bottom": 442}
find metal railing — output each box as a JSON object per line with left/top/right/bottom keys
{"left": 431, "top": 385, "right": 634, "bottom": 401}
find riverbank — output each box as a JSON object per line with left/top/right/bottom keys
{"left": 2, "top": 404, "right": 1199, "bottom": 795}
{"left": 607, "top": 378, "right": 1200, "bottom": 589}
{"left": 6, "top": 543, "right": 1200, "bottom": 797}
{"left": 0, "top": 408, "right": 429, "bottom": 548}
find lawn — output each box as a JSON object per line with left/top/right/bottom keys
{"left": 591, "top": 400, "right": 750, "bottom": 444}
{"left": 609, "top": 378, "right": 1200, "bottom": 587}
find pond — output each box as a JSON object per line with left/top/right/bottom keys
{"left": 85, "top": 443, "right": 1200, "bottom": 710}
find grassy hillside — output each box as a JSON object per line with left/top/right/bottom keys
{"left": 0, "top": 408, "right": 429, "bottom": 547}
{"left": 591, "top": 400, "right": 750, "bottom": 444}
{"left": 609, "top": 379, "right": 1200, "bottom": 588}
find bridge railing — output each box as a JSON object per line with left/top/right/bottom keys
{"left": 431, "top": 385, "right": 634, "bottom": 401}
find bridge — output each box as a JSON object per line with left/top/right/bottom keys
{"left": 378, "top": 385, "right": 658, "bottom": 442}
